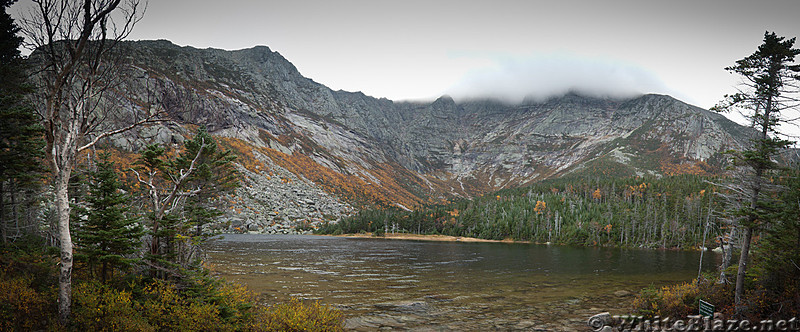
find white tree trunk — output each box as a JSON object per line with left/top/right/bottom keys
{"left": 52, "top": 121, "right": 79, "bottom": 325}
{"left": 55, "top": 166, "right": 73, "bottom": 325}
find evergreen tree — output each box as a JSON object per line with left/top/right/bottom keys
{"left": 713, "top": 32, "right": 799, "bottom": 314}
{"left": 0, "top": 0, "right": 21, "bottom": 63}
{"left": 0, "top": 0, "right": 45, "bottom": 243}
{"left": 133, "top": 126, "right": 238, "bottom": 274}
{"left": 74, "top": 153, "right": 144, "bottom": 283}
{"left": 178, "top": 126, "right": 238, "bottom": 240}
{"left": 319, "top": 174, "right": 718, "bottom": 250}
{"left": 751, "top": 163, "right": 800, "bottom": 318}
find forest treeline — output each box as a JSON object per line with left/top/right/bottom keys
{"left": 319, "top": 174, "right": 722, "bottom": 249}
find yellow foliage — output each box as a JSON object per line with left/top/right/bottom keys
{"left": 632, "top": 280, "right": 700, "bottom": 318}
{"left": 219, "top": 137, "right": 267, "bottom": 174}
{"left": 137, "top": 280, "right": 227, "bottom": 331}
{"left": 258, "top": 298, "right": 343, "bottom": 332}
{"left": 72, "top": 281, "right": 154, "bottom": 331}
{"left": 534, "top": 201, "right": 546, "bottom": 214}
{"left": 660, "top": 160, "right": 713, "bottom": 176}
{"left": 0, "top": 276, "right": 53, "bottom": 331}
{"left": 2, "top": 241, "right": 344, "bottom": 331}
{"left": 71, "top": 278, "right": 303, "bottom": 332}
{"left": 261, "top": 144, "right": 422, "bottom": 208}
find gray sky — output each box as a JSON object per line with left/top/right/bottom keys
{"left": 12, "top": 1, "right": 800, "bottom": 114}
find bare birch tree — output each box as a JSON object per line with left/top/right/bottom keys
{"left": 17, "top": 0, "right": 155, "bottom": 325}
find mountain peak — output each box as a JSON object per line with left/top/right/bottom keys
{"left": 432, "top": 95, "right": 455, "bottom": 105}
{"left": 100, "top": 39, "right": 751, "bottom": 208}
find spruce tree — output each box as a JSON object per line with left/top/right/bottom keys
{"left": 0, "top": 0, "right": 45, "bottom": 243}
{"left": 713, "top": 31, "right": 799, "bottom": 315}
{"left": 0, "top": 0, "right": 21, "bottom": 63}
{"left": 177, "top": 126, "right": 237, "bottom": 239}
{"left": 134, "top": 126, "right": 238, "bottom": 274}
{"left": 751, "top": 164, "right": 800, "bottom": 317}
{"left": 75, "top": 153, "right": 144, "bottom": 283}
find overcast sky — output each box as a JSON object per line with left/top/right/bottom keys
{"left": 11, "top": 1, "right": 800, "bottom": 115}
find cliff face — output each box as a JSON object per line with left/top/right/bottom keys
{"left": 104, "top": 40, "right": 749, "bottom": 229}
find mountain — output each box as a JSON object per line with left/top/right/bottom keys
{"left": 102, "top": 40, "right": 750, "bottom": 232}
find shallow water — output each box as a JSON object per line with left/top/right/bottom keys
{"left": 205, "top": 234, "right": 720, "bottom": 331}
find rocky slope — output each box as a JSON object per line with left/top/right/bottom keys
{"left": 104, "top": 40, "right": 750, "bottom": 232}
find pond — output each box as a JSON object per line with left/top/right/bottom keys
{"left": 205, "top": 234, "right": 720, "bottom": 331}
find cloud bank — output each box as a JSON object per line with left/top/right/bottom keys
{"left": 445, "top": 53, "right": 670, "bottom": 103}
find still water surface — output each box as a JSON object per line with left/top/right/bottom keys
{"left": 205, "top": 234, "right": 719, "bottom": 331}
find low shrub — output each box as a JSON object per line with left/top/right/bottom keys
{"left": 0, "top": 275, "right": 55, "bottom": 331}
{"left": 2, "top": 241, "right": 344, "bottom": 331}
{"left": 72, "top": 280, "right": 153, "bottom": 331}
{"left": 633, "top": 280, "right": 700, "bottom": 318}
{"left": 633, "top": 276, "right": 735, "bottom": 319}
{"left": 258, "top": 297, "right": 344, "bottom": 332}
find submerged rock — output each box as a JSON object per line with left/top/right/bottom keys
{"left": 374, "top": 300, "right": 430, "bottom": 313}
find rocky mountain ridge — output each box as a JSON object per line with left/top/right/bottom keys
{"left": 103, "top": 40, "right": 750, "bottom": 232}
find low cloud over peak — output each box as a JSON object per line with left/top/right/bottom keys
{"left": 445, "top": 53, "right": 670, "bottom": 104}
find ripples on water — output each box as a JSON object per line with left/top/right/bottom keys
{"left": 205, "top": 234, "right": 720, "bottom": 331}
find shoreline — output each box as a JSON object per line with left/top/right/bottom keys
{"left": 313, "top": 233, "right": 716, "bottom": 251}
{"left": 320, "top": 232, "right": 531, "bottom": 243}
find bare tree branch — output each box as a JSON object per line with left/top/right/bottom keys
{"left": 77, "top": 113, "right": 165, "bottom": 152}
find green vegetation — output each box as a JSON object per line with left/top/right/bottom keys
{"left": 73, "top": 153, "right": 145, "bottom": 284}
{"left": 712, "top": 31, "right": 799, "bottom": 314}
{"left": 633, "top": 277, "right": 733, "bottom": 319}
{"left": 2, "top": 0, "right": 797, "bottom": 324}
{"left": 0, "top": 2, "right": 343, "bottom": 328}
{"left": 634, "top": 31, "right": 800, "bottom": 321}
{"left": 635, "top": 161, "right": 800, "bottom": 321}
{"left": 0, "top": 0, "right": 46, "bottom": 244}
{"left": 319, "top": 174, "right": 719, "bottom": 249}
{"left": 0, "top": 128, "right": 344, "bottom": 331}
{"left": 133, "top": 126, "right": 239, "bottom": 276}
{"left": 1, "top": 238, "right": 343, "bottom": 331}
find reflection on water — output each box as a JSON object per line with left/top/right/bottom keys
{"left": 205, "top": 234, "right": 720, "bottom": 331}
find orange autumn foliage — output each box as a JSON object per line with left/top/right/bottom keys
{"left": 534, "top": 201, "right": 546, "bottom": 214}
{"left": 660, "top": 160, "right": 713, "bottom": 176}
{"left": 592, "top": 188, "right": 602, "bottom": 200}
{"left": 220, "top": 136, "right": 425, "bottom": 208}
{"left": 218, "top": 137, "right": 268, "bottom": 174}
